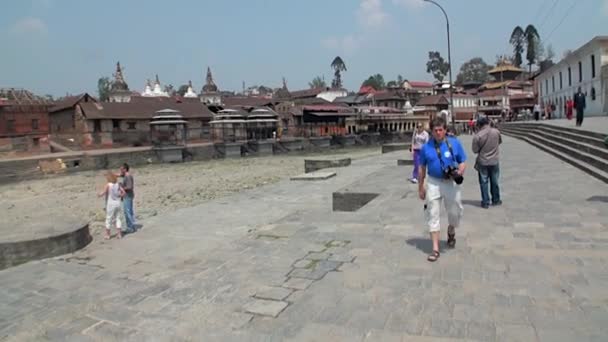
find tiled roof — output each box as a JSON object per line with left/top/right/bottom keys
{"left": 0, "top": 88, "right": 52, "bottom": 106}
{"left": 222, "top": 96, "right": 277, "bottom": 107}
{"left": 488, "top": 64, "right": 524, "bottom": 74}
{"left": 417, "top": 95, "right": 449, "bottom": 106}
{"left": 78, "top": 100, "right": 213, "bottom": 120}
{"left": 407, "top": 81, "right": 433, "bottom": 88}
{"left": 51, "top": 93, "right": 99, "bottom": 112}
{"left": 289, "top": 88, "right": 325, "bottom": 99}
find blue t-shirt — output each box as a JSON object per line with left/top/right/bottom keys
{"left": 419, "top": 137, "right": 467, "bottom": 179}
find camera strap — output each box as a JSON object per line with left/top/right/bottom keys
{"left": 434, "top": 138, "right": 456, "bottom": 171}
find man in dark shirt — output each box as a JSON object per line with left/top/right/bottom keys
{"left": 119, "top": 163, "right": 136, "bottom": 233}
{"left": 574, "top": 87, "right": 586, "bottom": 127}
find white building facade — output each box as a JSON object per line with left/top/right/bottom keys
{"left": 537, "top": 36, "right": 608, "bottom": 118}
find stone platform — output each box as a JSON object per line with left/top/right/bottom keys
{"left": 2, "top": 136, "right": 608, "bottom": 341}
{"left": 304, "top": 157, "right": 351, "bottom": 173}
{"left": 0, "top": 218, "right": 90, "bottom": 270}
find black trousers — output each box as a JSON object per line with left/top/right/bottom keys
{"left": 576, "top": 110, "right": 584, "bottom": 126}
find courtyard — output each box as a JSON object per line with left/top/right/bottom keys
{"left": 1, "top": 136, "right": 608, "bottom": 341}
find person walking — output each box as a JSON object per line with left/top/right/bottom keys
{"left": 566, "top": 97, "right": 574, "bottom": 120}
{"left": 98, "top": 172, "right": 125, "bottom": 240}
{"left": 119, "top": 163, "right": 136, "bottom": 234}
{"left": 574, "top": 87, "right": 586, "bottom": 127}
{"left": 533, "top": 103, "right": 541, "bottom": 121}
{"left": 472, "top": 117, "right": 502, "bottom": 209}
{"left": 418, "top": 117, "right": 467, "bottom": 262}
{"left": 410, "top": 123, "right": 430, "bottom": 184}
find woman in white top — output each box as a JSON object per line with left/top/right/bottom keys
{"left": 98, "top": 172, "right": 125, "bottom": 240}
{"left": 410, "top": 123, "right": 430, "bottom": 183}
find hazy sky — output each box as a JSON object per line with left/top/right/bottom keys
{"left": 1, "top": 0, "right": 606, "bottom": 97}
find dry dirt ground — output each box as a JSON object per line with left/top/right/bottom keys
{"left": 0, "top": 147, "right": 382, "bottom": 240}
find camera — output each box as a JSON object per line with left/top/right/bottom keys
{"left": 444, "top": 166, "right": 464, "bottom": 185}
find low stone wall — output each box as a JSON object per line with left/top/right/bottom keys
{"left": 0, "top": 223, "right": 91, "bottom": 270}
{"left": 305, "top": 158, "right": 351, "bottom": 173}
{"left": 382, "top": 143, "right": 411, "bottom": 154}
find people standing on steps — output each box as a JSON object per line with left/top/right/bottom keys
{"left": 98, "top": 172, "right": 125, "bottom": 240}
{"left": 418, "top": 117, "right": 467, "bottom": 262}
{"left": 472, "top": 117, "right": 502, "bottom": 209}
{"left": 574, "top": 87, "right": 586, "bottom": 127}
{"left": 409, "top": 123, "right": 430, "bottom": 184}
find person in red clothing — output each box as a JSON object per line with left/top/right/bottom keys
{"left": 566, "top": 97, "right": 574, "bottom": 120}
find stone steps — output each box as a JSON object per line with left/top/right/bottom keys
{"left": 501, "top": 126, "right": 608, "bottom": 184}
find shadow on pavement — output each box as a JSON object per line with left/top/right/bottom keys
{"left": 587, "top": 196, "right": 608, "bottom": 203}
{"left": 461, "top": 199, "right": 483, "bottom": 208}
{"left": 406, "top": 237, "right": 448, "bottom": 255}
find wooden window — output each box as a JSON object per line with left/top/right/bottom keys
{"left": 568, "top": 67, "right": 572, "bottom": 86}
{"left": 578, "top": 61, "right": 583, "bottom": 82}
{"left": 33, "top": 137, "right": 40, "bottom": 147}
{"left": 559, "top": 72, "right": 563, "bottom": 89}
{"left": 112, "top": 119, "right": 120, "bottom": 129}
{"left": 32, "top": 119, "right": 39, "bottom": 130}
{"left": 591, "top": 55, "right": 596, "bottom": 78}
{"left": 127, "top": 122, "right": 136, "bottom": 130}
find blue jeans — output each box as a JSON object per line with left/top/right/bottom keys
{"left": 123, "top": 196, "right": 135, "bottom": 232}
{"left": 477, "top": 164, "right": 501, "bottom": 206}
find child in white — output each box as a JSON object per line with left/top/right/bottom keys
{"left": 98, "top": 172, "right": 125, "bottom": 239}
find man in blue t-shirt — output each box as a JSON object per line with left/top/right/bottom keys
{"left": 418, "top": 117, "right": 467, "bottom": 262}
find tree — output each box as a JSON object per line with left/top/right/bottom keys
{"left": 524, "top": 24, "right": 540, "bottom": 73}
{"left": 309, "top": 76, "right": 327, "bottom": 89}
{"left": 361, "top": 74, "right": 386, "bottom": 90}
{"left": 331, "top": 56, "right": 347, "bottom": 89}
{"left": 455, "top": 57, "right": 492, "bottom": 85}
{"left": 397, "top": 75, "right": 404, "bottom": 85}
{"left": 509, "top": 26, "right": 525, "bottom": 67}
{"left": 97, "top": 77, "right": 111, "bottom": 102}
{"left": 426, "top": 51, "right": 450, "bottom": 82}
{"left": 386, "top": 80, "right": 398, "bottom": 88}
{"left": 177, "top": 84, "right": 189, "bottom": 96}
{"left": 545, "top": 43, "right": 555, "bottom": 61}
{"left": 164, "top": 84, "right": 175, "bottom": 96}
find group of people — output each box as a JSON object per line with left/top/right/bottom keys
{"left": 410, "top": 116, "right": 502, "bottom": 262}
{"left": 98, "top": 163, "right": 137, "bottom": 239}
{"left": 533, "top": 86, "right": 587, "bottom": 126}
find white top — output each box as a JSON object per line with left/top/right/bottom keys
{"left": 411, "top": 130, "right": 430, "bottom": 150}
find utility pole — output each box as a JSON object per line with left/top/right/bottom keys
{"left": 424, "top": 0, "right": 454, "bottom": 127}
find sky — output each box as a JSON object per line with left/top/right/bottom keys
{"left": 1, "top": 0, "right": 607, "bottom": 97}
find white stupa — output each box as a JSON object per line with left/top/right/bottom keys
{"left": 152, "top": 74, "right": 169, "bottom": 97}
{"left": 184, "top": 80, "right": 198, "bottom": 98}
{"left": 142, "top": 79, "right": 154, "bottom": 96}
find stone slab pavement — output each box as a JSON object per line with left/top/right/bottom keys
{"left": 1, "top": 136, "right": 608, "bottom": 341}
{"left": 520, "top": 116, "right": 608, "bottom": 135}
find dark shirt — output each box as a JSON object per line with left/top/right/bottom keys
{"left": 122, "top": 174, "right": 134, "bottom": 198}
{"left": 574, "top": 92, "right": 586, "bottom": 111}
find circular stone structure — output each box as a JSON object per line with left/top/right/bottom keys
{"left": 0, "top": 217, "right": 91, "bottom": 270}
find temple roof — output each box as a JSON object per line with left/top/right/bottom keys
{"left": 110, "top": 61, "right": 129, "bottom": 91}
{"left": 488, "top": 64, "right": 524, "bottom": 75}
{"left": 202, "top": 67, "right": 219, "bottom": 93}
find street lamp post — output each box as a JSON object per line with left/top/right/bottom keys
{"left": 424, "top": 0, "right": 454, "bottom": 127}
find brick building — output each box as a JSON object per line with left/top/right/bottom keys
{"left": 0, "top": 88, "right": 52, "bottom": 155}
{"left": 49, "top": 94, "right": 213, "bottom": 149}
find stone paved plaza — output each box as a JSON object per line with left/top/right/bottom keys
{"left": 1, "top": 136, "right": 608, "bottom": 341}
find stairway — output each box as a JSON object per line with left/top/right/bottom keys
{"left": 500, "top": 123, "right": 608, "bottom": 183}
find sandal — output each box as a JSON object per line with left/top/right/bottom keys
{"left": 427, "top": 250, "right": 440, "bottom": 262}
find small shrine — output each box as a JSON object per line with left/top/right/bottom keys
{"left": 150, "top": 109, "right": 188, "bottom": 162}
{"left": 200, "top": 67, "right": 222, "bottom": 105}
{"left": 184, "top": 80, "right": 198, "bottom": 98}
{"left": 108, "top": 62, "right": 131, "bottom": 103}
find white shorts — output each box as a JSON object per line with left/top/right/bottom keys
{"left": 424, "top": 177, "right": 463, "bottom": 232}
{"left": 105, "top": 200, "right": 122, "bottom": 230}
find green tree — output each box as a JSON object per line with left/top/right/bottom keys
{"left": 177, "top": 84, "right": 189, "bottom": 96}
{"left": 309, "top": 76, "right": 327, "bottom": 89}
{"left": 509, "top": 26, "right": 525, "bottom": 68}
{"left": 361, "top": 74, "right": 386, "bottom": 90}
{"left": 386, "top": 80, "right": 398, "bottom": 88}
{"left": 426, "top": 51, "right": 450, "bottom": 82}
{"left": 455, "top": 57, "right": 492, "bottom": 85}
{"left": 97, "top": 77, "right": 111, "bottom": 102}
{"left": 524, "top": 24, "right": 540, "bottom": 73}
{"left": 331, "top": 56, "right": 347, "bottom": 89}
